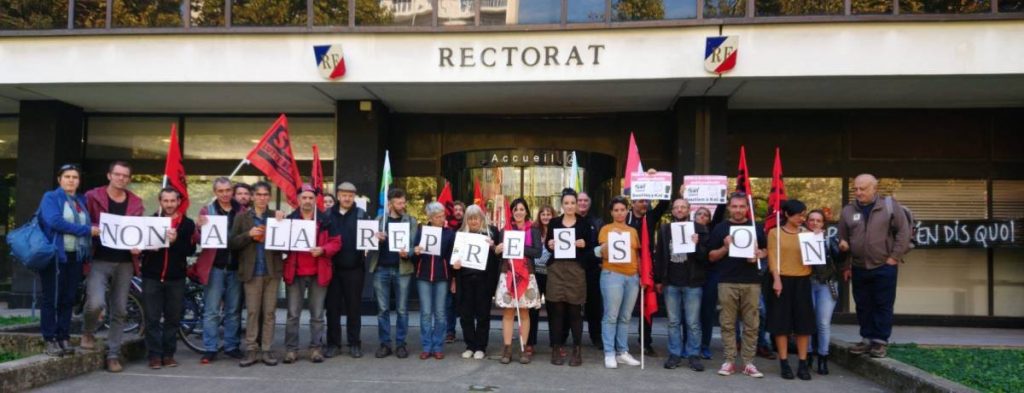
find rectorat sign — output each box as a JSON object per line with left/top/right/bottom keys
{"left": 438, "top": 45, "right": 606, "bottom": 68}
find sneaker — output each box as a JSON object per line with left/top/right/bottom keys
{"left": 349, "top": 345, "right": 363, "bottom": 358}
{"left": 376, "top": 345, "right": 393, "bottom": 358}
{"left": 445, "top": 334, "right": 456, "bottom": 344}
{"left": 616, "top": 352, "right": 641, "bottom": 366}
{"left": 80, "top": 333, "right": 96, "bottom": 351}
{"left": 107, "top": 358, "right": 124, "bottom": 373}
{"left": 224, "top": 348, "right": 244, "bottom": 360}
{"left": 462, "top": 350, "right": 474, "bottom": 359}
{"left": 473, "top": 350, "right": 485, "bottom": 360}
{"left": 688, "top": 356, "right": 705, "bottom": 372}
{"left": 310, "top": 349, "right": 324, "bottom": 363}
{"left": 717, "top": 362, "right": 735, "bottom": 376}
{"left": 849, "top": 340, "right": 872, "bottom": 355}
{"left": 869, "top": 343, "right": 888, "bottom": 358}
{"left": 44, "top": 341, "right": 63, "bottom": 357}
{"left": 239, "top": 351, "right": 259, "bottom": 367}
{"left": 663, "top": 355, "right": 682, "bottom": 369}
{"left": 323, "top": 345, "right": 338, "bottom": 359}
{"left": 58, "top": 340, "right": 74, "bottom": 356}
{"left": 148, "top": 357, "right": 162, "bottom": 370}
{"left": 283, "top": 351, "right": 298, "bottom": 364}
{"left": 162, "top": 357, "right": 178, "bottom": 368}
{"left": 262, "top": 351, "right": 279, "bottom": 366}
{"left": 200, "top": 352, "right": 216, "bottom": 364}
{"left": 742, "top": 364, "right": 764, "bottom": 378}
{"left": 604, "top": 354, "right": 618, "bottom": 369}
{"left": 395, "top": 345, "right": 409, "bottom": 359}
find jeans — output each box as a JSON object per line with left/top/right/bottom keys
{"left": 853, "top": 264, "right": 898, "bottom": 344}
{"left": 243, "top": 276, "right": 278, "bottom": 352}
{"left": 810, "top": 278, "right": 837, "bottom": 356}
{"left": 445, "top": 289, "right": 458, "bottom": 336}
{"left": 373, "top": 267, "right": 411, "bottom": 347}
{"left": 84, "top": 260, "right": 134, "bottom": 359}
{"left": 326, "top": 267, "right": 365, "bottom": 348}
{"left": 700, "top": 270, "right": 720, "bottom": 354}
{"left": 39, "top": 257, "right": 81, "bottom": 342}
{"left": 665, "top": 285, "right": 702, "bottom": 358}
{"left": 417, "top": 279, "right": 448, "bottom": 354}
{"left": 142, "top": 278, "right": 185, "bottom": 359}
{"left": 285, "top": 275, "right": 328, "bottom": 351}
{"left": 599, "top": 270, "right": 639, "bottom": 355}
{"left": 202, "top": 267, "right": 242, "bottom": 353}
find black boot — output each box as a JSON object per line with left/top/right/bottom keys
{"left": 780, "top": 358, "right": 794, "bottom": 380}
{"left": 797, "top": 358, "right": 812, "bottom": 380}
{"left": 805, "top": 352, "right": 814, "bottom": 369}
{"left": 817, "top": 354, "right": 830, "bottom": 375}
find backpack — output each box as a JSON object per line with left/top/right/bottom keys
{"left": 884, "top": 196, "right": 917, "bottom": 251}
{"left": 5, "top": 207, "right": 59, "bottom": 271}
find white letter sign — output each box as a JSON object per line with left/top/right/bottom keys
{"left": 419, "top": 226, "right": 442, "bottom": 256}
{"left": 554, "top": 228, "right": 576, "bottom": 259}
{"left": 502, "top": 230, "right": 526, "bottom": 259}
{"left": 728, "top": 225, "right": 757, "bottom": 259}
{"left": 200, "top": 215, "right": 228, "bottom": 249}
{"left": 608, "top": 231, "right": 631, "bottom": 263}
{"left": 671, "top": 221, "right": 696, "bottom": 255}
{"left": 356, "top": 220, "right": 379, "bottom": 251}
{"left": 452, "top": 232, "right": 489, "bottom": 271}
{"left": 388, "top": 222, "right": 410, "bottom": 252}
{"left": 99, "top": 213, "right": 171, "bottom": 250}
{"left": 265, "top": 218, "right": 317, "bottom": 252}
{"left": 799, "top": 232, "right": 826, "bottom": 266}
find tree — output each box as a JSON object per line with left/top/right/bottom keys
{"left": 0, "top": 0, "right": 68, "bottom": 29}
{"left": 113, "top": 0, "right": 182, "bottom": 27}
{"left": 615, "top": 0, "right": 665, "bottom": 21}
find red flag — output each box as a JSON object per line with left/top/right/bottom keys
{"left": 246, "top": 114, "right": 303, "bottom": 208}
{"left": 438, "top": 181, "right": 459, "bottom": 229}
{"left": 736, "top": 145, "right": 753, "bottom": 196}
{"left": 503, "top": 196, "right": 512, "bottom": 231}
{"left": 640, "top": 218, "right": 658, "bottom": 323}
{"left": 312, "top": 144, "right": 325, "bottom": 211}
{"left": 764, "top": 147, "right": 787, "bottom": 231}
{"left": 473, "top": 179, "right": 485, "bottom": 211}
{"left": 623, "top": 132, "right": 643, "bottom": 193}
{"left": 163, "top": 123, "right": 189, "bottom": 216}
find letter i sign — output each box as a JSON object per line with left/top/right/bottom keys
{"left": 704, "top": 36, "right": 738, "bottom": 74}
{"left": 314, "top": 45, "right": 346, "bottom": 80}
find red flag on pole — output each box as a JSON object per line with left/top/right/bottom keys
{"left": 473, "top": 179, "right": 485, "bottom": 211}
{"left": 503, "top": 196, "right": 513, "bottom": 231}
{"left": 312, "top": 144, "right": 325, "bottom": 211}
{"left": 438, "top": 181, "right": 459, "bottom": 229}
{"left": 163, "top": 123, "right": 189, "bottom": 216}
{"left": 640, "top": 218, "right": 658, "bottom": 323}
{"left": 736, "top": 145, "right": 753, "bottom": 196}
{"left": 246, "top": 114, "right": 303, "bottom": 208}
{"left": 764, "top": 147, "right": 787, "bottom": 231}
{"left": 623, "top": 132, "right": 643, "bottom": 193}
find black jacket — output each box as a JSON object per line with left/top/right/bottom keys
{"left": 413, "top": 226, "right": 456, "bottom": 283}
{"left": 140, "top": 215, "right": 197, "bottom": 282}
{"left": 654, "top": 221, "right": 710, "bottom": 288}
{"left": 329, "top": 206, "right": 370, "bottom": 270}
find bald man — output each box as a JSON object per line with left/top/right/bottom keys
{"left": 837, "top": 174, "right": 911, "bottom": 359}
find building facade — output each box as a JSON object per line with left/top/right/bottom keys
{"left": 1, "top": 0, "right": 1022, "bottom": 324}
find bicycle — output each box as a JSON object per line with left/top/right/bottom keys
{"left": 72, "top": 275, "right": 145, "bottom": 336}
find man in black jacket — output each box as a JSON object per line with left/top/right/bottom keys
{"left": 325, "top": 182, "right": 370, "bottom": 358}
{"left": 654, "top": 198, "right": 709, "bottom": 372}
{"left": 577, "top": 191, "right": 605, "bottom": 348}
{"left": 140, "top": 188, "right": 197, "bottom": 370}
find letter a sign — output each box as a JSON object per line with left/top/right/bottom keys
{"left": 705, "top": 36, "right": 738, "bottom": 74}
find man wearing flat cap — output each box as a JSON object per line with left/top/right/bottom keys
{"left": 324, "top": 182, "right": 371, "bottom": 358}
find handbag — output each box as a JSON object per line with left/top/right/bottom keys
{"left": 6, "top": 207, "right": 58, "bottom": 271}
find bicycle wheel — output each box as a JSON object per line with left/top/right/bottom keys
{"left": 178, "top": 288, "right": 206, "bottom": 354}
{"left": 123, "top": 292, "right": 145, "bottom": 335}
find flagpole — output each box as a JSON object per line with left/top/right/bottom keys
{"left": 641, "top": 283, "right": 645, "bottom": 370}
{"left": 226, "top": 158, "right": 250, "bottom": 180}
{"left": 775, "top": 210, "right": 781, "bottom": 274}
{"left": 508, "top": 258, "right": 525, "bottom": 352}
{"left": 749, "top": 194, "right": 761, "bottom": 270}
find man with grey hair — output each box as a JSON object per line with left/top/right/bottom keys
{"left": 837, "top": 174, "right": 911, "bottom": 358}
{"left": 195, "top": 176, "right": 245, "bottom": 364}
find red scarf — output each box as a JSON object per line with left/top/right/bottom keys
{"left": 506, "top": 221, "right": 532, "bottom": 298}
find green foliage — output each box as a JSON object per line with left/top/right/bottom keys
{"left": 113, "top": 0, "right": 182, "bottom": 27}
{"left": 232, "top": 0, "right": 307, "bottom": 26}
{"left": 0, "top": 315, "right": 38, "bottom": 327}
{"left": 888, "top": 344, "right": 1024, "bottom": 393}
{"left": 355, "top": 0, "right": 394, "bottom": 25}
{"left": 615, "top": 0, "right": 665, "bottom": 21}
{"left": 0, "top": 350, "right": 24, "bottom": 363}
{"left": 191, "top": 0, "right": 225, "bottom": 26}
{"left": 0, "top": 0, "right": 68, "bottom": 29}
{"left": 74, "top": 0, "right": 108, "bottom": 28}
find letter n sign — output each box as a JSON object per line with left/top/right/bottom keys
{"left": 705, "top": 36, "right": 738, "bottom": 74}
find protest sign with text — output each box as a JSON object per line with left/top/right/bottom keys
{"left": 502, "top": 230, "right": 526, "bottom": 259}
{"left": 200, "top": 215, "right": 228, "bottom": 249}
{"left": 99, "top": 213, "right": 172, "bottom": 250}
{"left": 670, "top": 221, "right": 696, "bottom": 254}
{"left": 265, "top": 218, "right": 317, "bottom": 252}
{"left": 728, "top": 225, "right": 757, "bottom": 259}
{"left": 799, "top": 232, "right": 826, "bottom": 265}
{"left": 629, "top": 172, "right": 673, "bottom": 200}
{"left": 607, "top": 231, "right": 632, "bottom": 263}
{"left": 418, "top": 226, "right": 443, "bottom": 256}
{"left": 452, "top": 232, "right": 490, "bottom": 271}
{"left": 356, "top": 220, "right": 379, "bottom": 251}
{"left": 554, "top": 228, "right": 577, "bottom": 259}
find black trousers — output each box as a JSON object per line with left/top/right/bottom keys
{"left": 458, "top": 274, "right": 491, "bottom": 352}
{"left": 326, "top": 267, "right": 365, "bottom": 347}
{"left": 584, "top": 268, "right": 603, "bottom": 347}
{"left": 142, "top": 278, "right": 185, "bottom": 359}
{"left": 527, "top": 274, "right": 546, "bottom": 347}
{"left": 549, "top": 301, "right": 582, "bottom": 347}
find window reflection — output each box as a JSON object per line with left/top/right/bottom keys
{"left": 87, "top": 117, "right": 179, "bottom": 160}
{"left": 314, "top": 0, "right": 350, "bottom": 25}
{"left": 1000, "top": 0, "right": 1024, "bottom": 12}
{"left": 851, "top": 0, "right": 892, "bottom": 14}
{"left": 191, "top": 0, "right": 225, "bottom": 26}
{"left": 757, "top": 0, "right": 843, "bottom": 15}
{"left": 184, "top": 117, "right": 335, "bottom": 161}
{"left": 440, "top": 0, "right": 475, "bottom": 25}
{"left": 612, "top": 0, "right": 666, "bottom": 21}
{"left": 0, "top": 0, "right": 69, "bottom": 29}
{"left": 232, "top": 0, "right": 307, "bottom": 26}
{"left": 568, "top": 0, "right": 605, "bottom": 23}
{"left": 113, "top": 0, "right": 183, "bottom": 27}
{"left": 393, "top": 177, "right": 439, "bottom": 225}
{"left": 74, "top": 0, "right": 108, "bottom": 28}
{"left": 704, "top": 0, "right": 745, "bottom": 17}
{"left": 0, "top": 119, "right": 17, "bottom": 159}
{"left": 899, "top": 0, "right": 990, "bottom": 14}
{"left": 357, "top": 0, "right": 433, "bottom": 26}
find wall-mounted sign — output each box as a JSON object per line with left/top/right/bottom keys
{"left": 705, "top": 36, "right": 738, "bottom": 74}
{"left": 439, "top": 45, "right": 605, "bottom": 68}
{"left": 314, "top": 44, "right": 346, "bottom": 80}
{"left": 912, "top": 220, "right": 1019, "bottom": 248}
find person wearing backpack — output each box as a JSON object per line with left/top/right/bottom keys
{"left": 36, "top": 164, "right": 101, "bottom": 357}
{"left": 837, "top": 174, "right": 912, "bottom": 359}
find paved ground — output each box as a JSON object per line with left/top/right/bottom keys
{"left": 32, "top": 311, "right": 887, "bottom": 393}
{"left": 832, "top": 324, "right": 1024, "bottom": 348}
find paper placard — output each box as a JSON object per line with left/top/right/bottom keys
{"left": 418, "top": 226, "right": 443, "bottom": 256}
{"left": 553, "top": 228, "right": 576, "bottom": 259}
{"left": 728, "top": 225, "right": 757, "bottom": 259}
{"left": 670, "top": 221, "right": 696, "bottom": 255}
{"left": 99, "top": 213, "right": 171, "bottom": 250}
{"left": 199, "top": 215, "right": 228, "bottom": 249}
{"left": 683, "top": 175, "right": 728, "bottom": 205}
{"left": 629, "top": 172, "right": 673, "bottom": 200}
{"left": 502, "top": 230, "right": 526, "bottom": 259}
{"left": 607, "top": 231, "right": 632, "bottom": 263}
{"left": 452, "top": 232, "right": 490, "bottom": 271}
{"left": 355, "top": 197, "right": 367, "bottom": 212}
{"left": 356, "top": 220, "right": 379, "bottom": 251}
{"left": 799, "top": 232, "right": 827, "bottom": 266}
{"left": 265, "top": 218, "right": 317, "bottom": 252}
{"left": 388, "top": 222, "right": 410, "bottom": 252}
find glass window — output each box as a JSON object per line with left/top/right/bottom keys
{"left": 0, "top": 118, "right": 17, "bottom": 159}
{"left": 183, "top": 117, "right": 335, "bottom": 161}
{"left": 568, "top": 0, "right": 605, "bottom": 23}
{"left": 232, "top": 0, "right": 308, "bottom": 26}
{"left": 314, "top": 0, "right": 349, "bottom": 25}
{"left": 704, "top": 0, "right": 745, "bottom": 17}
{"left": 993, "top": 180, "right": 1024, "bottom": 220}
{"left": 392, "top": 177, "right": 438, "bottom": 225}
{"left": 1000, "top": 0, "right": 1024, "bottom": 12}
{"left": 356, "top": 0, "right": 433, "bottom": 26}
{"left": 612, "top": 0, "right": 666, "bottom": 21}
{"left": 479, "top": 0, "right": 510, "bottom": 24}
{"left": 74, "top": 0, "right": 108, "bottom": 28}
{"left": 512, "top": 0, "right": 561, "bottom": 25}
{"left": 756, "top": 0, "right": 843, "bottom": 15}
{"left": 851, "top": 0, "right": 892, "bottom": 14}
{"left": 113, "top": 0, "right": 183, "bottom": 27}
{"left": 894, "top": 249, "right": 989, "bottom": 316}
{"left": 190, "top": 0, "right": 225, "bottom": 26}
{"left": 439, "top": 0, "right": 475, "bottom": 25}
{"left": 858, "top": 178, "right": 988, "bottom": 220}
{"left": 87, "top": 117, "right": 179, "bottom": 160}
{"left": 994, "top": 249, "right": 1024, "bottom": 317}
{"left": 0, "top": 0, "right": 69, "bottom": 29}
{"left": 899, "top": 0, "right": 990, "bottom": 13}
{"left": 524, "top": 166, "right": 583, "bottom": 218}
{"left": 731, "top": 177, "right": 843, "bottom": 222}
{"left": 663, "top": 0, "right": 698, "bottom": 19}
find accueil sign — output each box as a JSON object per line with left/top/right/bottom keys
{"left": 439, "top": 44, "right": 606, "bottom": 68}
